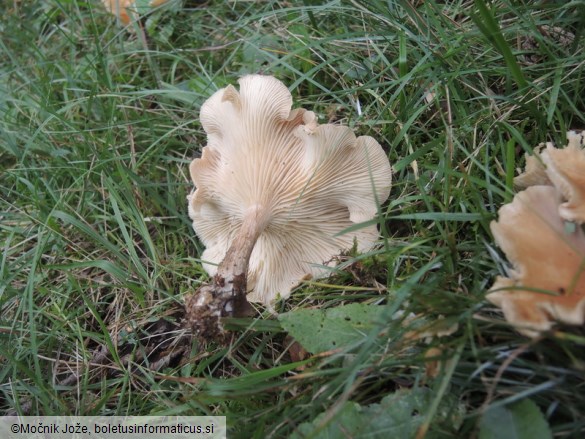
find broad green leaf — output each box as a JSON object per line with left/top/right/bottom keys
{"left": 479, "top": 399, "right": 552, "bottom": 439}
{"left": 291, "top": 387, "right": 464, "bottom": 439}
{"left": 278, "top": 303, "right": 386, "bottom": 354}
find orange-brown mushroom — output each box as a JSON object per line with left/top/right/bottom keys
{"left": 102, "top": 0, "right": 168, "bottom": 25}
{"left": 541, "top": 131, "right": 585, "bottom": 223}
{"left": 487, "top": 185, "right": 585, "bottom": 337}
{"left": 513, "top": 144, "right": 551, "bottom": 189}
{"left": 513, "top": 131, "right": 585, "bottom": 223}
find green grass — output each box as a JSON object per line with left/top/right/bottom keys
{"left": 1, "top": 0, "right": 584, "bottom": 437}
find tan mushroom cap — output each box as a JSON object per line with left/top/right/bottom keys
{"left": 513, "top": 144, "right": 551, "bottom": 189}
{"left": 513, "top": 131, "right": 585, "bottom": 223}
{"left": 541, "top": 131, "right": 585, "bottom": 223}
{"left": 487, "top": 185, "right": 585, "bottom": 337}
{"left": 102, "top": 0, "right": 168, "bottom": 25}
{"left": 188, "top": 75, "right": 392, "bottom": 305}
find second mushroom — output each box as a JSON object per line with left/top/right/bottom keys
{"left": 185, "top": 75, "right": 392, "bottom": 338}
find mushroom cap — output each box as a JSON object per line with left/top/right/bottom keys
{"left": 188, "top": 75, "right": 392, "bottom": 305}
{"left": 541, "top": 131, "right": 585, "bottom": 223}
{"left": 487, "top": 185, "right": 585, "bottom": 336}
{"left": 512, "top": 131, "right": 585, "bottom": 223}
{"left": 102, "top": 0, "right": 133, "bottom": 24}
{"left": 102, "top": 0, "right": 168, "bottom": 24}
{"left": 513, "top": 144, "right": 551, "bottom": 189}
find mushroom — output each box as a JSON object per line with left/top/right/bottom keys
{"left": 540, "top": 131, "right": 585, "bottom": 223}
{"left": 487, "top": 131, "right": 585, "bottom": 337}
{"left": 184, "top": 75, "right": 392, "bottom": 338}
{"left": 513, "top": 144, "right": 551, "bottom": 189}
{"left": 101, "top": 0, "right": 168, "bottom": 25}
{"left": 487, "top": 186, "right": 585, "bottom": 336}
{"left": 513, "top": 131, "right": 585, "bottom": 223}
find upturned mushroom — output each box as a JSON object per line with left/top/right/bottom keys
{"left": 487, "top": 131, "right": 585, "bottom": 336}
{"left": 184, "top": 75, "right": 392, "bottom": 339}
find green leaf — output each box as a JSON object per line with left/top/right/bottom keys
{"left": 479, "top": 399, "right": 552, "bottom": 439}
{"left": 278, "top": 303, "right": 386, "bottom": 354}
{"left": 291, "top": 388, "right": 464, "bottom": 439}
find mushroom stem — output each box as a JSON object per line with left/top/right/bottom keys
{"left": 217, "top": 205, "right": 268, "bottom": 285}
{"left": 185, "top": 206, "right": 268, "bottom": 339}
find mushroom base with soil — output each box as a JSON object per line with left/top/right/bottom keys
{"left": 184, "top": 206, "right": 266, "bottom": 340}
